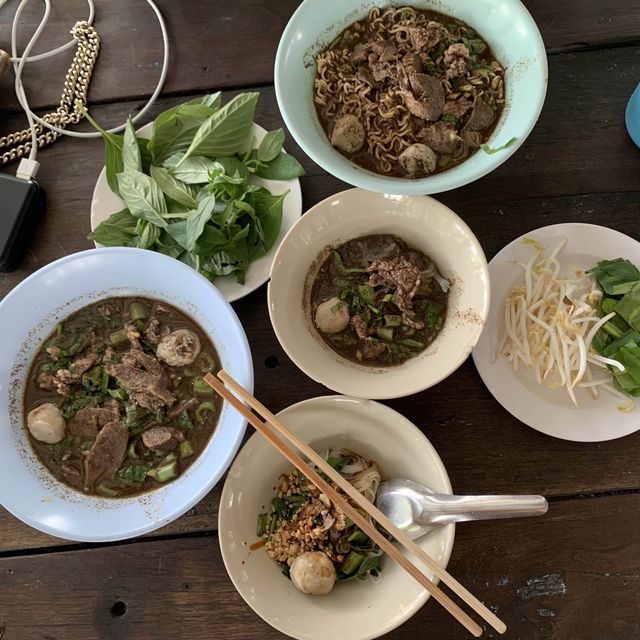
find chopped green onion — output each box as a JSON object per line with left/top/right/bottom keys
{"left": 480, "top": 137, "right": 517, "bottom": 155}
{"left": 257, "top": 513, "right": 267, "bottom": 536}
{"left": 196, "top": 400, "right": 217, "bottom": 420}
{"left": 108, "top": 387, "right": 128, "bottom": 401}
{"left": 147, "top": 460, "right": 178, "bottom": 483}
{"left": 96, "top": 483, "right": 119, "bottom": 497}
{"left": 161, "top": 452, "right": 177, "bottom": 465}
{"left": 179, "top": 440, "right": 194, "bottom": 458}
{"left": 127, "top": 441, "right": 138, "bottom": 460}
{"left": 400, "top": 338, "right": 425, "bottom": 349}
{"left": 376, "top": 326, "right": 394, "bottom": 342}
{"left": 193, "top": 377, "right": 214, "bottom": 396}
{"left": 384, "top": 314, "right": 402, "bottom": 327}
{"left": 109, "top": 328, "right": 129, "bottom": 349}
{"left": 129, "top": 302, "right": 147, "bottom": 321}
{"left": 340, "top": 550, "right": 366, "bottom": 576}
{"left": 135, "top": 319, "right": 146, "bottom": 332}
{"left": 332, "top": 251, "right": 366, "bottom": 275}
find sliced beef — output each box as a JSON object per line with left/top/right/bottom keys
{"left": 167, "top": 397, "right": 199, "bottom": 420}
{"left": 370, "top": 40, "right": 397, "bottom": 62}
{"left": 356, "top": 66, "right": 377, "bottom": 87}
{"left": 141, "top": 426, "right": 185, "bottom": 453}
{"left": 467, "top": 99, "right": 495, "bottom": 131}
{"left": 49, "top": 351, "right": 99, "bottom": 397}
{"left": 407, "top": 23, "right": 443, "bottom": 52}
{"left": 351, "top": 315, "right": 373, "bottom": 341}
{"left": 350, "top": 316, "right": 386, "bottom": 361}
{"left": 83, "top": 420, "right": 128, "bottom": 492}
{"left": 105, "top": 362, "right": 176, "bottom": 412}
{"left": 443, "top": 99, "right": 472, "bottom": 117}
{"left": 417, "top": 121, "right": 463, "bottom": 155}
{"left": 351, "top": 42, "right": 369, "bottom": 65}
{"left": 144, "top": 318, "right": 162, "bottom": 344}
{"left": 400, "top": 52, "right": 422, "bottom": 76}
{"left": 443, "top": 43, "right": 470, "bottom": 79}
{"left": 461, "top": 129, "right": 484, "bottom": 148}
{"left": 69, "top": 406, "right": 120, "bottom": 439}
{"left": 363, "top": 339, "right": 386, "bottom": 360}
{"left": 398, "top": 68, "right": 444, "bottom": 121}
{"left": 107, "top": 326, "right": 175, "bottom": 412}
{"left": 367, "top": 257, "right": 424, "bottom": 330}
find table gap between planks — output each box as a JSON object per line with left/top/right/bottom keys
{"left": 1, "top": 1, "right": 640, "bottom": 639}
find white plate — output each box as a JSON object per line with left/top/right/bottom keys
{"left": 473, "top": 223, "right": 640, "bottom": 442}
{"left": 0, "top": 248, "right": 253, "bottom": 541}
{"left": 218, "top": 396, "right": 454, "bottom": 640}
{"left": 268, "top": 188, "right": 490, "bottom": 399}
{"left": 91, "top": 122, "right": 303, "bottom": 303}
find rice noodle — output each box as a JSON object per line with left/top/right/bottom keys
{"left": 497, "top": 240, "right": 632, "bottom": 409}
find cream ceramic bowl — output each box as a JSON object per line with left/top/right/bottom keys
{"left": 275, "top": 0, "right": 547, "bottom": 195}
{"left": 0, "top": 248, "right": 253, "bottom": 542}
{"left": 268, "top": 188, "right": 490, "bottom": 398}
{"left": 218, "top": 395, "right": 455, "bottom": 640}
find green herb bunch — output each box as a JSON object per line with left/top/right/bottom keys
{"left": 84, "top": 92, "right": 304, "bottom": 284}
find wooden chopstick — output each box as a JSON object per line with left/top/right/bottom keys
{"left": 205, "top": 373, "right": 485, "bottom": 637}
{"left": 218, "top": 371, "right": 507, "bottom": 635}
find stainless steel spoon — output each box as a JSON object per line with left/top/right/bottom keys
{"left": 376, "top": 478, "right": 548, "bottom": 540}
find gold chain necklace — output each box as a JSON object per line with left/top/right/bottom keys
{"left": 0, "top": 20, "right": 100, "bottom": 166}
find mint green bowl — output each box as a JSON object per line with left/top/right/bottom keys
{"left": 275, "top": 0, "right": 547, "bottom": 196}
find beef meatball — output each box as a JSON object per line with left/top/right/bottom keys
{"left": 330, "top": 114, "right": 365, "bottom": 154}
{"left": 27, "top": 402, "right": 66, "bottom": 444}
{"left": 156, "top": 329, "right": 201, "bottom": 367}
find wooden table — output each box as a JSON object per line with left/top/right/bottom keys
{"left": 1, "top": 1, "right": 640, "bottom": 638}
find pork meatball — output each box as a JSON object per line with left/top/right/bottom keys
{"left": 399, "top": 143, "right": 437, "bottom": 176}
{"left": 156, "top": 329, "right": 201, "bottom": 367}
{"left": 290, "top": 551, "right": 336, "bottom": 595}
{"left": 27, "top": 402, "right": 66, "bottom": 444}
{"left": 314, "top": 297, "right": 350, "bottom": 334}
{"left": 330, "top": 114, "right": 365, "bottom": 154}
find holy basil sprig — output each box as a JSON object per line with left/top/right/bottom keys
{"left": 84, "top": 93, "right": 305, "bottom": 284}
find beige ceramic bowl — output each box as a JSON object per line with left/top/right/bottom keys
{"left": 218, "top": 395, "right": 455, "bottom": 640}
{"left": 267, "top": 189, "right": 490, "bottom": 398}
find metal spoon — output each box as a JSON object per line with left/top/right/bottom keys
{"left": 376, "top": 478, "right": 548, "bottom": 540}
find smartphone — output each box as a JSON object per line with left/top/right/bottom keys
{"left": 0, "top": 173, "right": 46, "bottom": 272}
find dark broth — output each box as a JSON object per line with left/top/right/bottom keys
{"left": 24, "top": 297, "right": 221, "bottom": 498}
{"left": 314, "top": 6, "right": 505, "bottom": 178}
{"left": 310, "top": 234, "right": 449, "bottom": 366}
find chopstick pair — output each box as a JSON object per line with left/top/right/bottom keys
{"left": 205, "top": 371, "right": 506, "bottom": 638}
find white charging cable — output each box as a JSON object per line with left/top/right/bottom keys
{"left": 2, "top": 0, "right": 169, "bottom": 180}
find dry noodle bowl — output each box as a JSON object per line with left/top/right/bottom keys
{"left": 314, "top": 6, "right": 505, "bottom": 177}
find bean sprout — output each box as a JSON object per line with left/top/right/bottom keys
{"left": 497, "top": 239, "right": 632, "bottom": 409}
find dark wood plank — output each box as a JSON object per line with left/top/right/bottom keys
{"left": 0, "top": 0, "right": 302, "bottom": 111}
{"left": 2, "top": 0, "right": 640, "bottom": 113}
{"left": 1, "top": 494, "right": 638, "bottom": 639}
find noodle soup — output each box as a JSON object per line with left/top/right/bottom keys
{"left": 314, "top": 6, "right": 505, "bottom": 179}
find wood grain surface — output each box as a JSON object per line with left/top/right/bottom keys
{"left": 1, "top": 0, "right": 640, "bottom": 638}
{"left": 1, "top": 494, "right": 638, "bottom": 639}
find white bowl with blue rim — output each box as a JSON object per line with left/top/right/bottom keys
{"left": 275, "top": 0, "right": 547, "bottom": 195}
{"left": 0, "top": 248, "right": 252, "bottom": 542}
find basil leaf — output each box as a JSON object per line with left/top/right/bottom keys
{"left": 77, "top": 105, "right": 124, "bottom": 195}
{"left": 257, "top": 128, "right": 285, "bottom": 163}
{"left": 480, "top": 137, "right": 517, "bottom": 155}
{"left": 117, "top": 170, "right": 168, "bottom": 228}
{"left": 185, "top": 193, "right": 217, "bottom": 252}
{"left": 136, "top": 219, "right": 161, "bottom": 249}
{"left": 155, "top": 230, "right": 183, "bottom": 258}
{"left": 150, "top": 165, "right": 198, "bottom": 208}
{"left": 215, "top": 156, "right": 249, "bottom": 181}
{"left": 88, "top": 209, "right": 137, "bottom": 246}
{"left": 171, "top": 156, "right": 217, "bottom": 184}
{"left": 255, "top": 150, "right": 305, "bottom": 180}
{"left": 178, "top": 92, "right": 259, "bottom": 163}
{"left": 192, "top": 224, "right": 229, "bottom": 256}
{"left": 186, "top": 92, "right": 222, "bottom": 110}
{"left": 122, "top": 117, "right": 142, "bottom": 172}
{"left": 253, "top": 188, "right": 287, "bottom": 251}
{"left": 148, "top": 103, "right": 215, "bottom": 164}
{"left": 166, "top": 221, "right": 189, "bottom": 249}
